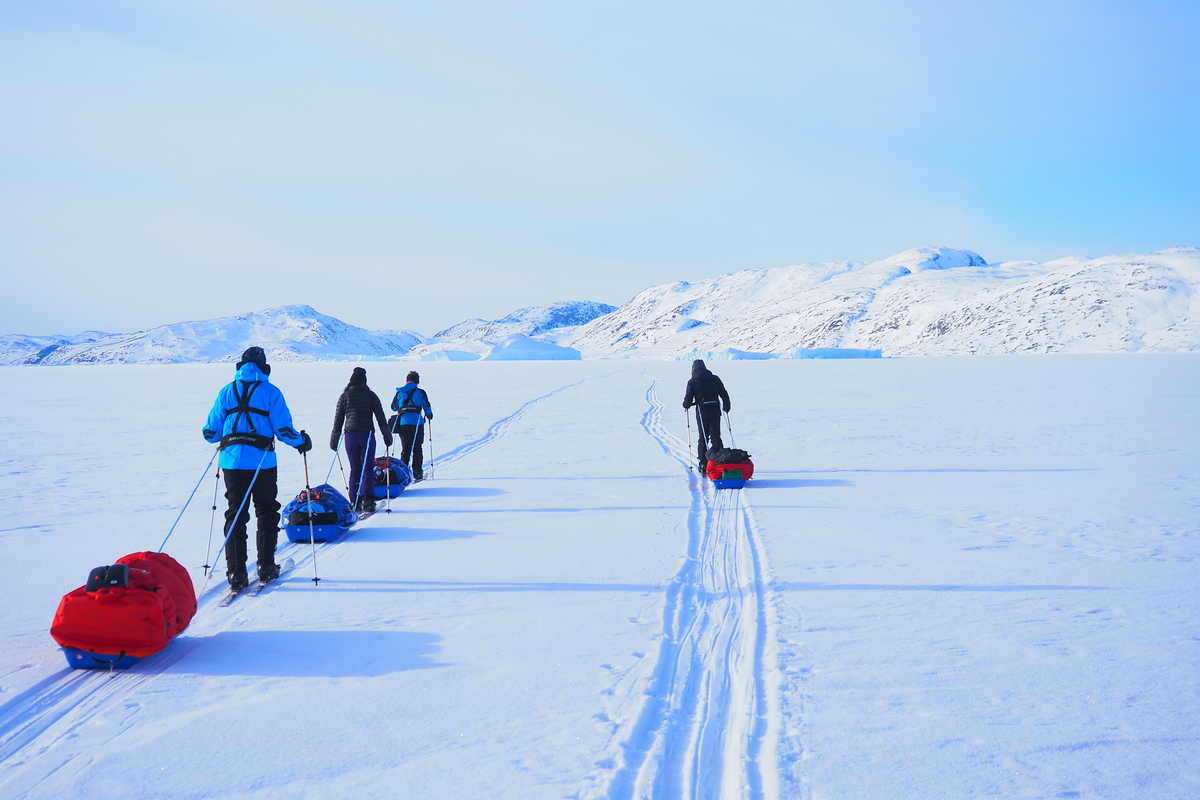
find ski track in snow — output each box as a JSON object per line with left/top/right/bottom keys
{"left": 430, "top": 379, "right": 584, "bottom": 470}
{"left": 0, "top": 378, "right": 584, "bottom": 796}
{"left": 593, "top": 383, "right": 785, "bottom": 800}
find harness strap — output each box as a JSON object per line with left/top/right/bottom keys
{"left": 395, "top": 387, "right": 422, "bottom": 415}
{"left": 220, "top": 432, "right": 276, "bottom": 451}
{"left": 220, "top": 380, "right": 275, "bottom": 451}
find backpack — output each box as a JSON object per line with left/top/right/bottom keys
{"left": 706, "top": 446, "right": 752, "bottom": 464}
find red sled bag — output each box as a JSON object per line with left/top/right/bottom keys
{"left": 51, "top": 552, "right": 196, "bottom": 667}
{"left": 706, "top": 460, "right": 754, "bottom": 481}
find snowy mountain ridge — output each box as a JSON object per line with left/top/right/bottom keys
{"left": 4, "top": 246, "right": 1198, "bottom": 364}
{"left": 566, "top": 246, "right": 1200, "bottom": 357}
{"left": 0, "top": 305, "right": 425, "bottom": 365}
{"left": 433, "top": 300, "right": 617, "bottom": 341}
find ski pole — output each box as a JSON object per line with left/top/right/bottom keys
{"left": 199, "top": 447, "right": 269, "bottom": 595}
{"left": 323, "top": 448, "right": 338, "bottom": 484}
{"left": 357, "top": 429, "right": 374, "bottom": 511}
{"left": 336, "top": 449, "right": 349, "bottom": 497}
{"left": 725, "top": 410, "right": 737, "bottom": 448}
{"left": 384, "top": 443, "right": 392, "bottom": 513}
{"left": 158, "top": 448, "right": 219, "bottom": 553}
{"left": 202, "top": 465, "right": 221, "bottom": 576}
{"left": 427, "top": 419, "right": 434, "bottom": 480}
{"left": 302, "top": 450, "right": 320, "bottom": 586}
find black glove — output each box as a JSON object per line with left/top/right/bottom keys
{"left": 426, "top": 413, "right": 432, "bottom": 422}
{"left": 723, "top": 403, "right": 731, "bottom": 413}
{"left": 329, "top": 435, "right": 339, "bottom": 451}
{"left": 383, "top": 433, "right": 394, "bottom": 449}
{"left": 297, "top": 430, "right": 313, "bottom": 454}
{"left": 682, "top": 402, "right": 691, "bottom": 409}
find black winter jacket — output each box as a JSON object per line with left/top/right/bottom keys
{"left": 683, "top": 369, "right": 731, "bottom": 412}
{"left": 330, "top": 385, "right": 393, "bottom": 449}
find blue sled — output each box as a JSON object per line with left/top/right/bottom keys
{"left": 373, "top": 482, "right": 406, "bottom": 500}
{"left": 284, "top": 523, "right": 349, "bottom": 543}
{"left": 63, "top": 647, "right": 142, "bottom": 670}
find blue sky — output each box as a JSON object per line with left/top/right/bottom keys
{"left": 2, "top": 0, "right": 1197, "bottom": 335}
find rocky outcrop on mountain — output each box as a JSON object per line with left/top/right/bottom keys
{"left": 566, "top": 247, "right": 1200, "bottom": 357}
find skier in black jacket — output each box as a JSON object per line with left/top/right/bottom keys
{"left": 330, "top": 367, "right": 393, "bottom": 511}
{"left": 683, "top": 359, "right": 731, "bottom": 470}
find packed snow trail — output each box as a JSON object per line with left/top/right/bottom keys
{"left": 5, "top": 359, "right": 1197, "bottom": 798}
{"left": 430, "top": 379, "right": 583, "bottom": 469}
{"left": 0, "top": 376, "right": 586, "bottom": 796}
{"left": 597, "top": 384, "right": 782, "bottom": 800}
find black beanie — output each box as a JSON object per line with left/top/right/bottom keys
{"left": 349, "top": 367, "right": 367, "bottom": 385}
{"left": 406, "top": 371, "right": 420, "bottom": 383}
{"left": 236, "top": 346, "right": 269, "bottom": 375}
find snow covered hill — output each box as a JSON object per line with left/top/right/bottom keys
{"left": 0, "top": 331, "right": 112, "bottom": 365}
{"left": 1, "top": 305, "right": 424, "bottom": 365}
{"left": 433, "top": 300, "right": 617, "bottom": 343}
{"left": 567, "top": 247, "right": 1200, "bottom": 357}
{"left": 6, "top": 248, "right": 1198, "bottom": 365}
{"left": 403, "top": 300, "right": 610, "bottom": 361}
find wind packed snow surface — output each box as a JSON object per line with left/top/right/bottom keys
{"left": 1, "top": 357, "right": 1198, "bottom": 799}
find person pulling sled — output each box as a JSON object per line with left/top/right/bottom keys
{"left": 330, "top": 366, "right": 394, "bottom": 512}
{"left": 202, "top": 347, "right": 312, "bottom": 591}
{"left": 391, "top": 371, "right": 433, "bottom": 482}
{"left": 683, "top": 359, "right": 731, "bottom": 471}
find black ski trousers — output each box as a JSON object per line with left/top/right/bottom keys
{"left": 222, "top": 466, "right": 280, "bottom": 579}
{"left": 695, "top": 404, "right": 724, "bottom": 465}
{"left": 397, "top": 424, "right": 425, "bottom": 479}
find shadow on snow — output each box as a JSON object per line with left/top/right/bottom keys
{"left": 347, "top": 525, "right": 494, "bottom": 543}
{"left": 401, "top": 486, "right": 507, "bottom": 498}
{"left": 772, "top": 582, "right": 1110, "bottom": 592}
{"left": 748, "top": 478, "right": 853, "bottom": 488}
{"left": 173, "top": 630, "right": 446, "bottom": 677}
{"left": 760, "top": 467, "right": 1097, "bottom": 475}
{"left": 293, "top": 578, "right": 662, "bottom": 594}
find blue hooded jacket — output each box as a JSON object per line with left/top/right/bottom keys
{"left": 203, "top": 363, "right": 306, "bottom": 469}
{"left": 390, "top": 382, "right": 432, "bottom": 427}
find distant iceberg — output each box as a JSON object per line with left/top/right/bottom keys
{"left": 791, "top": 347, "right": 883, "bottom": 359}
{"left": 484, "top": 334, "right": 581, "bottom": 361}
{"left": 684, "top": 348, "right": 780, "bottom": 361}
{"left": 419, "top": 349, "right": 482, "bottom": 362}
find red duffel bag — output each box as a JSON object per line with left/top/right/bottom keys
{"left": 51, "top": 551, "right": 196, "bottom": 661}
{"left": 706, "top": 460, "right": 754, "bottom": 481}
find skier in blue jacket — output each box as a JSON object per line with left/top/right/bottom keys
{"left": 390, "top": 370, "right": 433, "bottom": 482}
{"left": 202, "top": 347, "right": 312, "bottom": 590}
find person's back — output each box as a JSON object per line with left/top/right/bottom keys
{"left": 202, "top": 347, "right": 311, "bottom": 590}
{"left": 330, "top": 367, "right": 393, "bottom": 511}
{"left": 391, "top": 371, "right": 433, "bottom": 481}
{"left": 683, "top": 359, "right": 731, "bottom": 469}
{"left": 337, "top": 384, "right": 389, "bottom": 436}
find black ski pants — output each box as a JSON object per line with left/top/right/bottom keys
{"left": 222, "top": 466, "right": 280, "bottom": 578}
{"left": 397, "top": 424, "right": 425, "bottom": 479}
{"left": 695, "top": 404, "right": 724, "bottom": 465}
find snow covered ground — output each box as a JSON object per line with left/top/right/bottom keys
{"left": 1, "top": 357, "right": 1198, "bottom": 799}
